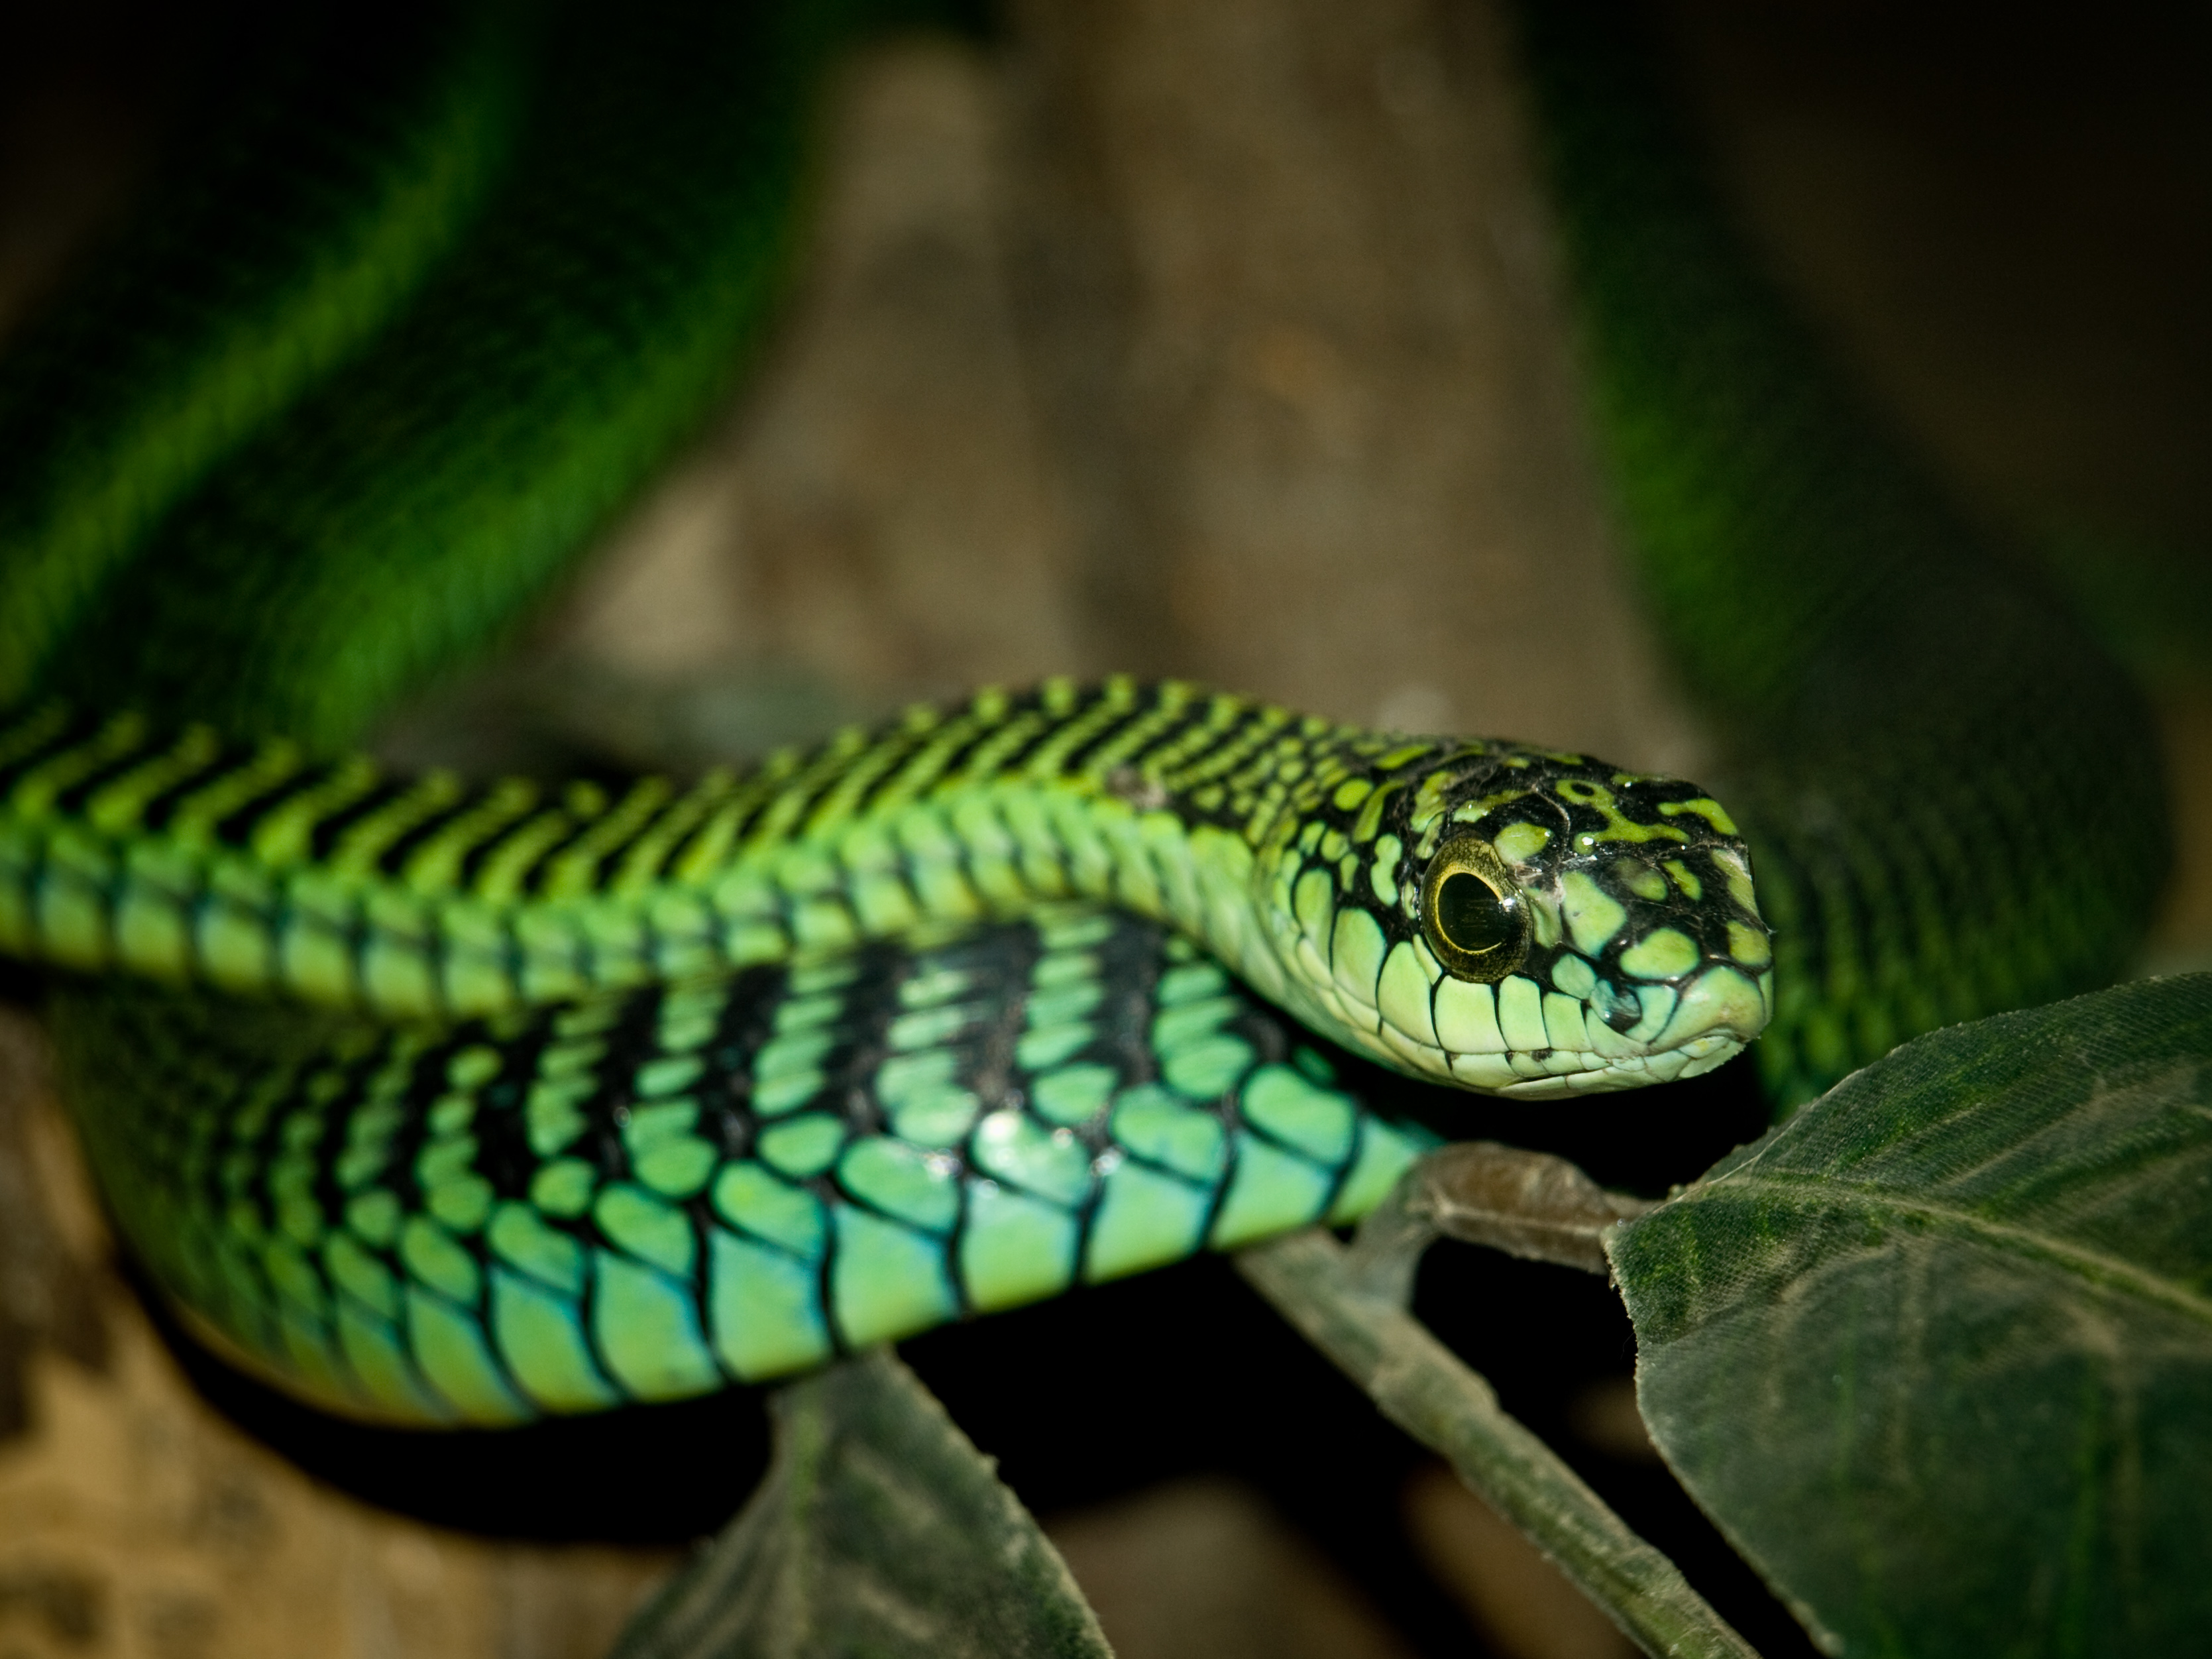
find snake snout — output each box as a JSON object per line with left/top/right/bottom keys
{"left": 1645, "top": 962, "right": 1774, "bottom": 1078}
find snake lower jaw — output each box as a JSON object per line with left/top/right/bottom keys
{"left": 1452, "top": 1031, "right": 1746, "bottom": 1100}
{"left": 1353, "top": 958, "right": 1771, "bottom": 1099}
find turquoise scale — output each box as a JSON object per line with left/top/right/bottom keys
{"left": 54, "top": 906, "right": 1433, "bottom": 1425}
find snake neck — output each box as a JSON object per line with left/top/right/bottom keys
{"left": 0, "top": 679, "right": 1368, "bottom": 1014}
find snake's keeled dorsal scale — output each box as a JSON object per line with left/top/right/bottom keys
{"left": 2, "top": 679, "right": 1770, "bottom": 1098}
{"left": 37, "top": 0, "right": 859, "bottom": 751}
{"left": 0, "top": 0, "right": 535, "bottom": 709}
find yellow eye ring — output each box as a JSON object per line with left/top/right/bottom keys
{"left": 1420, "top": 834, "right": 1529, "bottom": 982}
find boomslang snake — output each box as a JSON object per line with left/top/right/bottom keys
{"left": 0, "top": 0, "right": 2166, "bottom": 1426}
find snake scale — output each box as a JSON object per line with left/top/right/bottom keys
{"left": 0, "top": 0, "right": 2168, "bottom": 1428}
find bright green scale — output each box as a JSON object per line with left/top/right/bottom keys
{"left": 59, "top": 908, "right": 1436, "bottom": 1424}
{"left": 0, "top": 0, "right": 2168, "bottom": 1424}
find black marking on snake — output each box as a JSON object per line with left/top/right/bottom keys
{"left": 208, "top": 762, "right": 341, "bottom": 849}
{"left": 364, "top": 792, "right": 478, "bottom": 877}
{"left": 126, "top": 737, "right": 253, "bottom": 833}
{"left": 47, "top": 733, "right": 166, "bottom": 817}
{"left": 304, "top": 775, "right": 414, "bottom": 862}
{"left": 0, "top": 707, "right": 101, "bottom": 797}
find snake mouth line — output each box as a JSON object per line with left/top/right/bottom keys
{"left": 1351, "top": 955, "right": 1772, "bottom": 1100}
{"left": 1480, "top": 1030, "right": 1749, "bottom": 1100}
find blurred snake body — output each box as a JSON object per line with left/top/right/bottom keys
{"left": 0, "top": 0, "right": 2165, "bottom": 1424}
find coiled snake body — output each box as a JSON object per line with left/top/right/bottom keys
{"left": 0, "top": 0, "right": 2167, "bottom": 1425}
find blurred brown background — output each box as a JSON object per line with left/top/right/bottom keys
{"left": 0, "top": 1, "right": 2206, "bottom": 1656}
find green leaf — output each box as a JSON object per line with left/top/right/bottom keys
{"left": 1610, "top": 973, "right": 2212, "bottom": 1657}
{"left": 609, "top": 1349, "right": 1114, "bottom": 1659}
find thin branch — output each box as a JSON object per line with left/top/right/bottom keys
{"left": 1237, "top": 1227, "right": 1760, "bottom": 1659}
{"left": 1344, "top": 1139, "right": 1655, "bottom": 1301}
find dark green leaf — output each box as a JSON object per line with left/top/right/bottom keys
{"left": 1610, "top": 973, "right": 2212, "bottom": 1657}
{"left": 609, "top": 1349, "right": 1114, "bottom": 1659}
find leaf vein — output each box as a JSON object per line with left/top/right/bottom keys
{"left": 1688, "top": 1174, "right": 2212, "bottom": 1326}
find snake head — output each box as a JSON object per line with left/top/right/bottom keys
{"left": 1260, "top": 739, "right": 1773, "bottom": 1097}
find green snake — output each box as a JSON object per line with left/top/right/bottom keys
{"left": 0, "top": 0, "right": 2167, "bottom": 1427}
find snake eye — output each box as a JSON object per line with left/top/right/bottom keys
{"left": 1420, "top": 834, "right": 1529, "bottom": 982}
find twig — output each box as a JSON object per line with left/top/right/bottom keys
{"left": 1237, "top": 1227, "right": 1760, "bottom": 1659}
{"left": 1344, "top": 1139, "right": 1654, "bottom": 1302}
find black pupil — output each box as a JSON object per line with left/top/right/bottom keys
{"left": 1437, "top": 871, "right": 1512, "bottom": 954}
